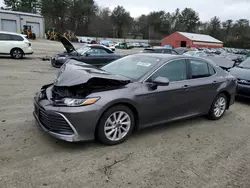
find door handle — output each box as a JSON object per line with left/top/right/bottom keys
{"left": 183, "top": 85, "right": 190, "bottom": 89}
{"left": 212, "top": 80, "right": 217, "bottom": 84}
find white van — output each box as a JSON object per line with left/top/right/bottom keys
{"left": 0, "top": 31, "right": 34, "bottom": 59}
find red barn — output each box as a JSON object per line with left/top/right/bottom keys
{"left": 161, "top": 31, "right": 223, "bottom": 48}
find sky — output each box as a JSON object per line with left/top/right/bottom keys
{"left": 0, "top": 0, "right": 250, "bottom": 21}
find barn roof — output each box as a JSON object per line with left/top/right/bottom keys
{"left": 177, "top": 32, "right": 223, "bottom": 44}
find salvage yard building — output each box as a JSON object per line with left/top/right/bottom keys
{"left": 161, "top": 31, "right": 223, "bottom": 48}
{"left": 0, "top": 9, "right": 45, "bottom": 38}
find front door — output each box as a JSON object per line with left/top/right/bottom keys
{"left": 138, "top": 59, "right": 194, "bottom": 127}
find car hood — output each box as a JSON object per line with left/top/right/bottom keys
{"left": 58, "top": 35, "right": 76, "bottom": 53}
{"left": 229, "top": 66, "right": 250, "bottom": 80}
{"left": 54, "top": 60, "right": 131, "bottom": 87}
{"left": 200, "top": 56, "right": 235, "bottom": 70}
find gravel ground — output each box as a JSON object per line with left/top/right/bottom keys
{"left": 1, "top": 39, "right": 250, "bottom": 188}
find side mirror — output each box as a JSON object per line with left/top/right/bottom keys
{"left": 152, "top": 76, "right": 170, "bottom": 86}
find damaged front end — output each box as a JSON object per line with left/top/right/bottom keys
{"left": 51, "top": 77, "right": 129, "bottom": 106}
{"left": 41, "top": 60, "right": 131, "bottom": 107}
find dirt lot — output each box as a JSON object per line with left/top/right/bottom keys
{"left": 1, "top": 40, "right": 250, "bottom": 188}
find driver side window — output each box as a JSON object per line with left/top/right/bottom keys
{"left": 150, "top": 59, "right": 187, "bottom": 82}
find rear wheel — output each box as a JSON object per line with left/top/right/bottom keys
{"left": 207, "top": 93, "right": 227, "bottom": 120}
{"left": 96, "top": 105, "right": 135, "bottom": 145}
{"left": 11, "top": 48, "right": 24, "bottom": 59}
{"left": 32, "top": 33, "right": 36, "bottom": 39}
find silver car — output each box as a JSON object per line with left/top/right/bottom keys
{"left": 33, "top": 54, "right": 237, "bottom": 145}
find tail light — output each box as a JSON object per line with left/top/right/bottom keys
{"left": 25, "top": 42, "right": 31, "bottom": 46}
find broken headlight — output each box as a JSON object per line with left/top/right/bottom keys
{"left": 62, "top": 97, "right": 100, "bottom": 107}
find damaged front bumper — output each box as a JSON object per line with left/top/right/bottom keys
{"left": 33, "top": 89, "right": 102, "bottom": 142}
{"left": 33, "top": 109, "right": 78, "bottom": 142}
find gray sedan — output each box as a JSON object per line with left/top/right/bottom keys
{"left": 33, "top": 54, "right": 237, "bottom": 145}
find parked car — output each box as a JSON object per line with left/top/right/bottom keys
{"left": 183, "top": 51, "right": 208, "bottom": 57}
{"left": 200, "top": 56, "right": 236, "bottom": 71}
{"left": 174, "top": 47, "right": 189, "bottom": 55}
{"left": 34, "top": 54, "right": 237, "bottom": 145}
{"left": 51, "top": 35, "right": 121, "bottom": 68}
{"left": 0, "top": 31, "right": 33, "bottom": 59}
{"left": 99, "top": 40, "right": 115, "bottom": 51}
{"left": 116, "top": 42, "right": 133, "bottom": 49}
{"left": 78, "top": 37, "right": 94, "bottom": 43}
{"left": 142, "top": 47, "right": 179, "bottom": 55}
{"left": 229, "top": 57, "right": 250, "bottom": 98}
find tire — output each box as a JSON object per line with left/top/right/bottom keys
{"left": 207, "top": 93, "right": 228, "bottom": 120}
{"left": 32, "top": 33, "right": 36, "bottom": 39}
{"left": 96, "top": 105, "right": 135, "bottom": 145}
{"left": 10, "top": 48, "right": 24, "bottom": 59}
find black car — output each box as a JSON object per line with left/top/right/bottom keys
{"left": 229, "top": 57, "right": 250, "bottom": 98}
{"left": 142, "top": 47, "right": 179, "bottom": 55}
{"left": 51, "top": 36, "right": 121, "bottom": 68}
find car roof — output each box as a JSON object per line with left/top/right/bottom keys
{"left": 0, "top": 31, "right": 25, "bottom": 36}
{"left": 135, "top": 53, "right": 215, "bottom": 65}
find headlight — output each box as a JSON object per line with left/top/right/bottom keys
{"left": 63, "top": 97, "right": 100, "bottom": 106}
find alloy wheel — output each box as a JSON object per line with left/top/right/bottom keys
{"left": 13, "top": 50, "right": 22, "bottom": 59}
{"left": 213, "top": 97, "right": 226, "bottom": 118}
{"left": 104, "top": 111, "right": 131, "bottom": 141}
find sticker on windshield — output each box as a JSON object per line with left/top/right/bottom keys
{"left": 137, "top": 62, "right": 151, "bottom": 67}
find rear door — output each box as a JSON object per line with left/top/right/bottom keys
{"left": 186, "top": 58, "right": 220, "bottom": 113}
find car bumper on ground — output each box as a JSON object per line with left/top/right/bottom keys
{"left": 236, "top": 83, "right": 250, "bottom": 98}
{"left": 33, "top": 92, "right": 102, "bottom": 142}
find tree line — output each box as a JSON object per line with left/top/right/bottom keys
{"left": 2, "top": 0, "right": 250, "bottom": 48}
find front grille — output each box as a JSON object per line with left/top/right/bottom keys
{"left": 37, "top": 107, "right": 74, "bottom": 135}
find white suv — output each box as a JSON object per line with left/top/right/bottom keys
{"left": 0, "top": 31, "right": 34, "bottom": 59}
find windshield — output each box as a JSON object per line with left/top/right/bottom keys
{"left": 238, "top": 57, "right": 250, "bottom": 68}
{"left": 76, "top": 46, "right": 90, "bottom": 54}
{"left": 101, "top": 55, "right": 161, "bottom": 80}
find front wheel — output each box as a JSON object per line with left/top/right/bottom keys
{"left": 207, "top": 93, "right": 228, "bottom": 120}
{"left": 96, "top": 105, "right": 135, "bottom": 145}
